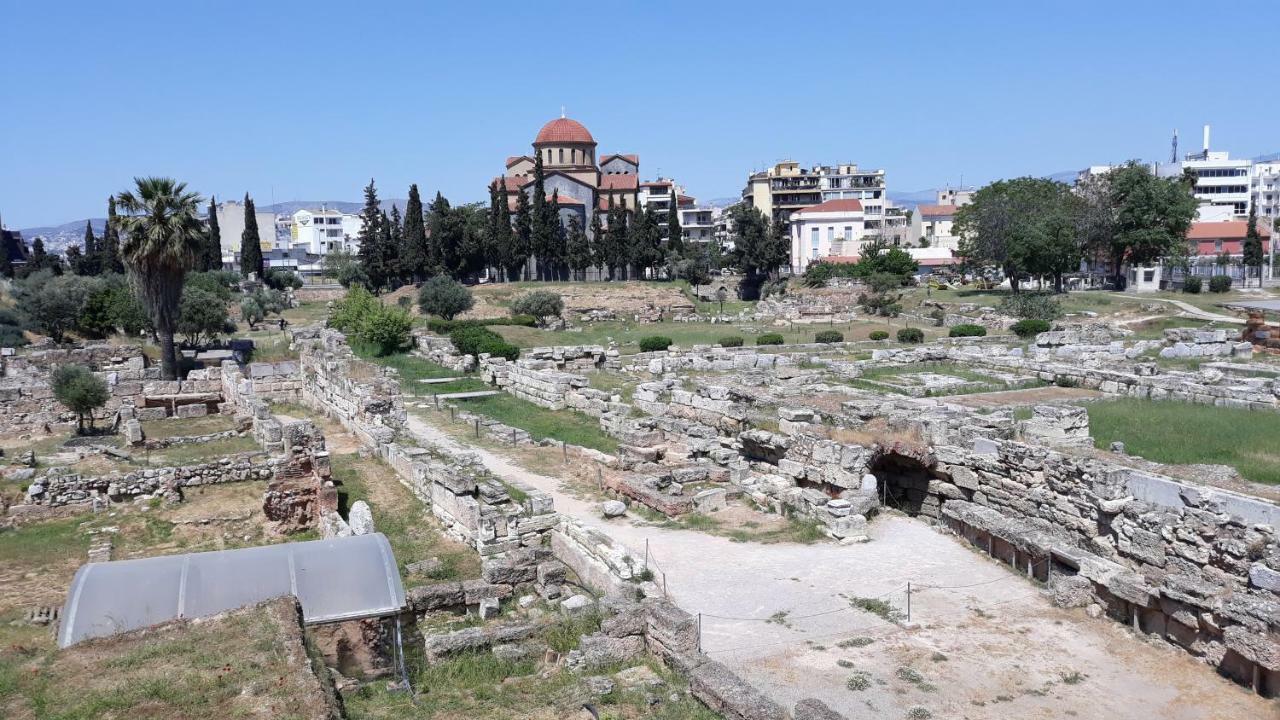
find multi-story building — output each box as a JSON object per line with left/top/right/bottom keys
{"left": 214, "top": 200, "right": 278, "bottom": 266}
{"left": 287, "top": 207, "right": 362, "bottom": 255}
{"left": 678, "top": 205, "right": 717, "bottom": 244}
{"left": 1252, "top": 161, "right": 1280, "bottom": 224}
{"left": 1181, "top": 126, "right": 1252, "bottom": 220}
{"left": 742, "top": 161, "right": 888, "bottom": 230}
{"left": 906, "top": 188, "right": 974, "bottom": 250}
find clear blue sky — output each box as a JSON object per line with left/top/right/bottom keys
{"left": 3, "top": 0, "right": 1278, "bottom": 228}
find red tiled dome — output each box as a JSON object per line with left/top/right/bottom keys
{"left": 534, "top": 117, "right": 595, "bottom": 145}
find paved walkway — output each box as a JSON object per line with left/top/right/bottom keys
{"left": 403, "top": 414, "right": 1271, "bottom": 720}
{"left": 1112, "top": 294, "right": 1245, "bottom": 324}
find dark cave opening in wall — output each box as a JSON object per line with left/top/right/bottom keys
{"left": 870, "top": 452, "right": 936, "bottom": 517}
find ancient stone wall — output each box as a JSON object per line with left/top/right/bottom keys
{"left": 24, "top": 455, "right": 277, "bottom": 507}
{"left": 293, "top": 328, "right": 406, "bottom": 450}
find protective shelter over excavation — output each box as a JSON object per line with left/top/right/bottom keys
{"left": 59, "top": 532, "right": 405, "bottom": 648}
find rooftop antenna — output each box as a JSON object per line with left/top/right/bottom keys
{"left": 1171, "top": 129, "right": 1178, "bottom": 164}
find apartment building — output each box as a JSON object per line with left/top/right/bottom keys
{"left": 906, "top": 187, "right": 974, "bottom": 250}
{"left": 678, "top": 205, "right": 717, "bottom": 244}
{"left": 742, "top": 161, "right": 889, "bottom": 230}
{"left": 288, "top": 208, "right": 362, "bottom": 255}
{"left": 1253, "top": 161, "right": 1280, "bottom": 224}
{"left": 788, "top": 198, "right": 868, "bottom": 273}
{"left": 214, "top": 200, "right": 278, "bottom": 264}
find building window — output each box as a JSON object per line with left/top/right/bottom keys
{"left": 810, "top": 227, "right": 819, "bottom": 259}
{"left": 1215, "top": 239, "right": 1223, "bottom": 252}
{"left": 843, "top": 226, "right": 852, "bottom": 240}
{"left": 827, "top": 227, "right": 834, "bottom": 242}
{"left": 558, "top": 148, "right": 564, "bottom": 164}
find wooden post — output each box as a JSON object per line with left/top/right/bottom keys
{"left": 697, "top": 613, "right": 702, "bottom": 652}
{"left": 906, "top": 582, "right": 912, "bottom": 623}
{"left": 562, "top": 441, "right": 568, "bottom": 463}
{"left": 474, "top": 419, "right": 480, "bottom": 438}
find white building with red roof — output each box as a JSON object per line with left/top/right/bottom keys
{"left": 788, "top": 198, "right": 869, "bottom": 273}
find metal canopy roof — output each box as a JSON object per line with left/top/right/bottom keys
{"left": 60, "top": 533, "right": 405, "bottom": 648}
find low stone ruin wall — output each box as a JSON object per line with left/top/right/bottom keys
{"left": 294, "top": 327, "right": 407, "bottom": 450}
{"left": 0, "top": 343, "right": 147, "bottom": 378}
{"left": 413, "top": 333, "right": 472, "bottom": 372}
{"left": 23, "top": 454, "right": 277, "bottom": 507}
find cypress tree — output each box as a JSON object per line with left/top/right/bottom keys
{"left": 604, "top": 197, "right": 628, "bottom": 280}
{"left": 78, "top": 220, "right": 99, "bottom": 275}
{"left": 204, "top": 197, "right": 222, "bottom": 272}
{"left": 513, "top": 188, "right": 532, "bottom": 281}
{"left": 566, "top": 214, "right": 591, "bottom": 281}
{"left": 589, "top": 210, "right": 605, "bottom": 281}
{"left": 239, "top": 193, "right": 263, "bottom": 278}
{"left": 402, "top": 184, "right": 427, "bottom": 281}
{"left": 427, "top": 192, "right": 452, "bottom": 276}
{"left": 378, "top": 210, "right": 396, "bottom": 289}
{"left": 390, "top": 205, "right": 405, "bottom": 284}
{"left": 101, "top": 196, "right": 125, "bottom": 274}
{"left": 1244, "top": 205, "right": 1264, "bottom": 288}
{"left": 667, "top": 190, "right": 684, "bottom": 256}
{"left": 530, "top": 154, "right": 553, "bottom": 280}
{"left": 356, "top": 178, "right": 383, "bottom": 289}
{"left": 547, "top": 189, "right": 566, "bottom": 280}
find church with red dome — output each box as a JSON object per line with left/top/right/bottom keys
{"left": 494, "top": 115, "right": 643, "bottom": 237}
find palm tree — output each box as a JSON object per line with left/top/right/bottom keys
{"left": 114, "top": 177, "right": 205, "bottom": 380}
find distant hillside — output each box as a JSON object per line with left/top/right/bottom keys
{"left": 13, "top": 218, "right": 106, "bottom": 255}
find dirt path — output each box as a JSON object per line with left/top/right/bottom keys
{"left": 1113, "top": 294, "right": 1245, "bottom": 324}
{"left": 403, "top": 414, "right": 1275, "bottom": 720}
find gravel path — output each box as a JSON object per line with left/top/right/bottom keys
{"left": 403, "top": 414, "right": 1273, "bottom": 720}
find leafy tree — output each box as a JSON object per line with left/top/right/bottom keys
{"left": 628, "top": 204, "right": 663, "bottom": 279}
{"left": 857, "top": 272, "right": 906, "bottom": 317}
{"left": 426, "top": 191, "right": 452, "bottom": 276}
{"left": 65, "top": 244, "right": 84, "bottom": 274}
{"left": 852, "top": 238, "right": 919, "bottom": 279}
{"left": 80, "top": 275, "right": 150, "bottom": 337}
{"left": 25, "top": 237, "right": 64, "bottom": 276}
{"left": 177, "top": 286, "right": 233, "bottom": 347}
{"left": 674, "top": 250, "right": 712, "bottom": 297}
{"left": 666, "top": 190, "right": 684, "bottom": 255}
{"left": 487, "top": 180, "right": 512, "bottom": 282}
{"left": 565, "top": 215, "right": 592, "bottom": 281}
{"left": 239, "top": 193, "right": 263, "bottom": 278}
{"left": 402, "top": 184, "right": 428, "bottom": 281}
{"left": 240, "top": 297, "right": 265, "bottom": 329}
{"left": 589, "top": 210, "right": 605, "bottom": 279}
{"left": 263, "top": 267, "right": 302, "bottom": 291}
{"left": 510, "top": 290, "right": 564, "bottom": 326}
{"left": 356, "top": 178, "right": 385, "bottom": 289}
{"left": 329, "top": 285, "right": 380, "bottom": 334}
{"left": 512, "top": 188, "right": 532, "bottom": 281}
{"left": 51, "top": 365, "right": 109, "bottom": 434}
{"left": 602, "top": 198, "right": 629, "bottom": 280}
{"left": 954, "top": 177, "right": 1080, "bottom": 292}
{"left": 417, "top": 275, "right": 473, "bottom": 320}
{"left": 115, "top": 176, "right": 205, "bottom": 380}
{"left": 1096, "top": 162, "right": 1197, "bottom": 282}
{"left": 324, "top": 249, "right": 368, "bottom": 289}
{"left": 1243, "top": 205, "right": 1264, "bottom": 288}
{"left": 100, "top": 195, "right": 125, "bottom": 275}
{"left": 185, "top": 269, "right": 238, "bottom": 303}
{"left": 15, "top": 271, "right": 94, "bottom": 342}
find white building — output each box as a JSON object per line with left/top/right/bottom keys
{"left": 788, "top": 198, "right": 868, "bottom": 273}
{"left": 679, "top": 205, "right": 717, "bottom": 244}
{"left": 1252, "top": 161, "right": 1280, "bottom": 225}
{"left": 214, "top": 200, "right": 277, "bottom": 266}
{"left": 287, "top": 208, "right": 362, "bottom": 255}
{"left": 743, "top": 161, "right": 889, "bottom": 229}
{"left": 1181, "top": 126, "right": 1252, "bottom": 219}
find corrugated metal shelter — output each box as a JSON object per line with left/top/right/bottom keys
{"left": 59, "top": 532, "right": 405, "bottom": 648}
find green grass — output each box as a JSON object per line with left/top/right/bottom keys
{"left": 145, "top": 435, "right": 261, "bottom": 465}
{"left": 453, "top": 393, "right": 618, "bottom": 454}
{"left": 138, "top": 414, "right": 237, "bottom": 439}
{"left": 0, "top": 516, "right": 89, "bottom": 569}
{"left": 491, "top": 318, "right": 947, "bottom": 353}
{"left": 355, "top": 346, "right": 488, "bottom": 396}
{"left": 1087, "top": 399, "right": 1280, "bottom": 484}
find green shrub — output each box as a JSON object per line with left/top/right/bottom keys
{"left": 184, "top": 270, "right": 239, "bottom": 302}
{"left": 717, "top": 335, "right": 744, "bottom": 347}
{"left": 357, "top": 305, "right": 413, "bottom": 356}
{"left": 896, "top": 327, "right": 924, "bottom": 344}
{"left": 1208, "top": 275, "right": 1232, "bottom": 293}
{"left": 449, "top": 325, "right": 519, "bottom": 360}
{"left": 1010, "top": 318, "right": 1050, "bottom": 338}
{"left": 928, "top": 308, "right": 946, "bottom": 326}
{"left": 756, "top": 333, "right": 785, "bottom": 345}
{"left": 418, "top": 276, "right": 474, "bottom": 320}
{"left": 802, "top": 262, "right": 836, "bottom": 288}
{"left": 177, "top": 287, "right": 234, "bottom": 347}
{"left": 240, "top": 298, "right": 265, "bottom": 329}
{"left": 510, "top": 291, "right": 564, "bottom": 325}
{"left": 998, "top": 291, "right": 1061, "bottom": 321}
{"left": 814, "top": 330, "right": 844, "bottom": 343}
{"left": 1182, "top": 276, "right": 1202, "bottom": 294}
{"left": 329, "top": 286, "right": 380, "bottom": 334}
{"left": 1054, "top": 375, "right": 1080, "bottom": 388}
{"left": 638, "top": 335, "right": 673, "bottom": 352}
{"left": 948, "top": 323, "right": 987, "bottom": 337}
{"left": 869, "top": 330, "right": 889, "bottom": 341}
